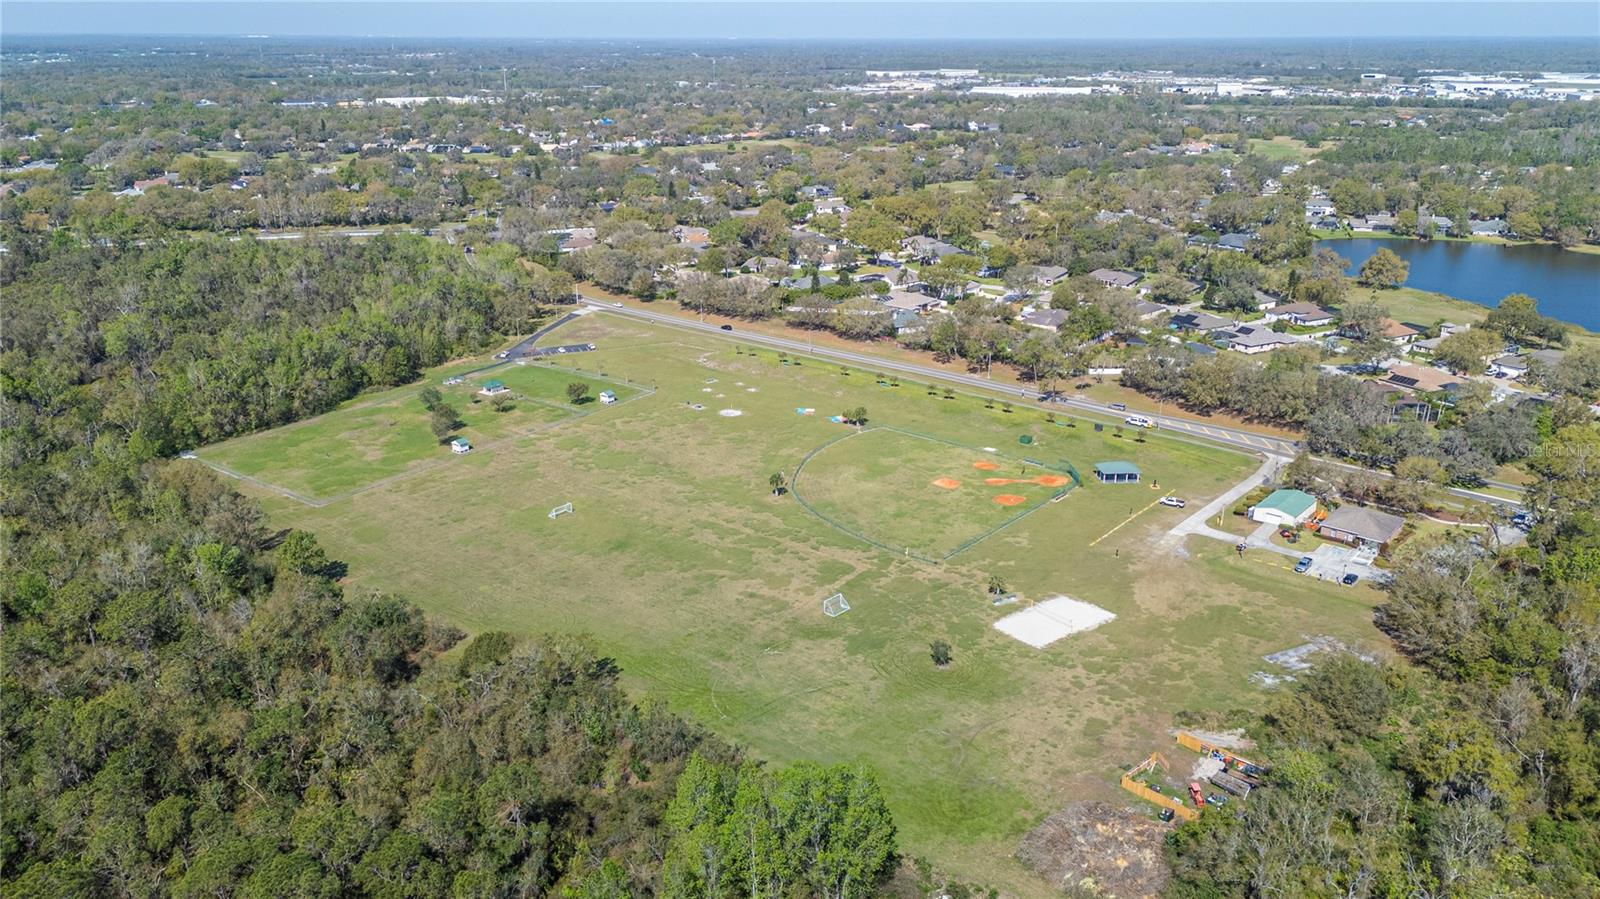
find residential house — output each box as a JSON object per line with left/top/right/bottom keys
{"left": 450, "top": 438, "right": 472, "bottom": 455}
{"left": 1252, "top": 290, "right": 1283, "bottom": 311}
{"left": 1169, "top": 311, "right": 1234, "bottom": 333}
{"left": 742, "top": 256, "right": 788, "bottom": 275}
{"left": 1133, "top": 299, "right": 1167, "bottom": 320}
{"left": 672, "top": 225, "right": 711, "bottom": 249}
{"left": 882, "top": 289, "right": 945, "bottom": 314}
{"left": 1216, "top": 232, "right": 1253, "bottom": 251}
{"left": 1382, "top": 363, "right": 1464, "bottom": 394}
{"left": 780, "top": 273, "right": 837, "bottom": 290}
{"left": 797, "top": 184, "right": 833, "bottom": 199}
{"left": 812, "top": 197, "right": 851, "bottom": 219}
{"left": 1222, "top": 325, "right": 1302, "bottom": 354}
{"left": 1470, "top": 218, "right": 1508, "bottom": 236}
{"left": 900, "top": 235, "right": 965, "bottom": 262}
{"left": 121, "top": 172, "right": 178, "bottom": 196}
{"left": 1033, "top": 265, "right": 1070, "bottom": 287}
{"left": 1351, "top": 212, "right": 1396, "bottom": 232}
{"left": 1089, "top": 268, "right": 1141, "bottom": 290}
{"left": 1408, "top": 322, "right": 1467, "bottom": 356}
{"left": 1318, "top": 505, "right": 1406, "bottom": 550}
{"left": 890, "top": 309, "right": 924, "bottom": 332}
{"left": 478, "top": 379, "right": 510, "bottom": 397}
{"left": 1305, "top": 199, "right": 1338, "bottom": 218}
{"left": 1423, "top": 214, "right": 1455, "bottom": 233}
{"left": 1489, "top": 348, "right": 1565, "bottom": 379}
{"left": 1380, "top": 319, "right": 1422, "bottom": 345}
{"left": 1020, "top": 308, "right": 1069, "bottom": 332}
{"left": 559, "top": 234, "right": 597, "bottom": 253}
{"left": 1269, "top": 302, "right": 1336, "bottom": 327}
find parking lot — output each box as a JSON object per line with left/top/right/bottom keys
{"left": 1280, "top": 542, "right": 1388, "bottom": 586}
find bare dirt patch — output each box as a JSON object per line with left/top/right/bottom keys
{"left": 931, "top": 477, "right": 962, "bottom": 490}
{"left": 993, "top": 494, "right": 1028, "bottom": 506}
{"left": 1016, "top": 801, "right": 1170, "bottom": 898}
{"left": 972, "top": 460, "right": 1001, "bottom": 471}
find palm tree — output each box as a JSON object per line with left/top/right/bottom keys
{"left": 987, "top": 574, "right": 1006, "bottom": 596}
{"left": 769, "top": 471, "right": 787, "bottom": 495}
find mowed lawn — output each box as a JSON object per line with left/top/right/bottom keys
{"left": 236, "top": 314, "right": 1385, "bottom": 894}
{"left": 199, "top": 361, "right": 635, "bottom": 501}
{"left": 794, "top": 426, "right": 1075, "bottom": 560}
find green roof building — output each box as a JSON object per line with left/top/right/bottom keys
{"left": 1093, "top": 461, "right": 1141, "bottom": 484}
{"left": 1249, "top": 488, "right": 1317, "bottom": 526}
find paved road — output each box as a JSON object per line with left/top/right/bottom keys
{"left": 1161, "top": 455, "right": 1285, "bottom": 552}
{"left": 578, "top": 298, "right": 1298, "bottom": 455}
{"left": 573, "top": 299, "right": 1526, "bottom": 510}
{"left": 499, "top": 310, "right": 587, "bottom": 358}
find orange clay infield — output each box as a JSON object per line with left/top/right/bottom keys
{"left": 992, "top": 494, "right": 1028, "bottom": 506}
{"left": 983, "top": 475, "right": 1074, "bottom": 488}
{"left": 971, "top": 460, "right": 1001, "bottom": 471}
{"left": 930, "top": 477, "right": 962, "bottom": 490}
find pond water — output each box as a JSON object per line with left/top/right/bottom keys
{"left": 1322, "top": 238, "right": 1600, "bottom": 330}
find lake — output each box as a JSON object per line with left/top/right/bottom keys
{"left": 1323, "top": 238, "right": 1600, "bottom": 330}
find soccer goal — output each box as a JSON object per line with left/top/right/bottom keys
{"left": 822, "top": 593, "right": 850, "bottom": 618}
{"left": 548, "top": 502, "right": 574, "bottom": 519}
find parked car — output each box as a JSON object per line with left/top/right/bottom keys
{"left": 1294, "top": 557, "right": 1314, "bottom": 573}
{"left": 1205, "top": 794, "right": 1228, "bottom": 806}
{"left": 1341, "top": 573, "right": 1360, "bottom": 586}
{"left": 1159, "top": 496, "right": 1186, "bottom": 508}
{"left": 1124, "top": 414, "right": 1156, "bottom": 429}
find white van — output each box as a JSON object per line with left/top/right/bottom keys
{"left": 1124, "top": 415, "right": 1157, "bottom": 429}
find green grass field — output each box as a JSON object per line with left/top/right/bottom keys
{"left": 1248, "top": 136, "right": 1333, "bottom": 161}
{"left": 792, "top": 426, "right": 1076, "bottom": 560}
{"left": 200, "top": 360, "right": 637, "bottom": 501}
{"left": 210, "top": 313, "right": 1385, "bottom": 894}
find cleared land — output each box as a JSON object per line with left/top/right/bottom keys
{"left": 218, "top": 314, "right": 1384, "bottom": 895}
{"left": 200, "top": 361, "right": 636, "bottom": 501}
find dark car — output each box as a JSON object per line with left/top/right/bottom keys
{"left": 1341, "top": 573, "right": 1360, "bottom": 586}
{"left": 1294, "top": 557, "right": 1313, "bottom": 573}
{"left": 719, "top": 324, "right": 733, "bottom": 331}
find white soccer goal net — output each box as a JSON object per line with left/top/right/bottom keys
{"left": 822, "top": 593, "right": 850, "bottom": 617}
{"left": 548, "top": 502, "right": 574, "bottom": 519}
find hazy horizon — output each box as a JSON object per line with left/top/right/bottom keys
{"left": 5, "top": 1, "right": 1598, "bottom": 41}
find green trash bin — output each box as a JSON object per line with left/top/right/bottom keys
{"left": 1019, "top": 435, "right": 1034, "bottom": 445}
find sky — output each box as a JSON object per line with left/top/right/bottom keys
{"left": 3, "top": 1, "right": 1598, "bottom": 40}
